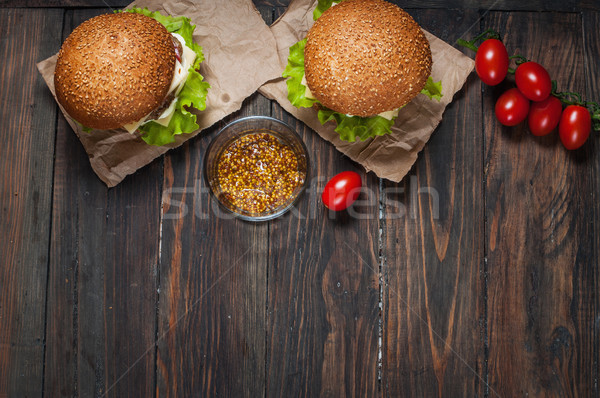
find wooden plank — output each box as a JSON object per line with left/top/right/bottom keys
{"left": 99, "top": 152, "right": 162, "bottom": 397}
{"left": 155, "top": 98, "right": 270, "bottom": 397}
{"left": 44, "top": 102, "right": 112, "bottom": 398}
{"left": 0, "top": 1, "right": 129, "bottom": 7}
{"left": 4, "top": 0, "right": 600, "bottom": 11}
{"left": 0, "top": 8, "right": 62, "bottom": 397}
{"left": 43, "top": 13, "right": 102, "bottom": 398}
{"left": 266, "top": 0, "right": 600, "bottom": 12}
{"left": 0, "top": 0, "right": 273, "bottom": 9}
{"left": 380, "top": 8, "right": 486, "bottom": 397}
{"left": 0, "top": 0, "right": 281, "bottom": 8}
{"left": 582, "top": 11, "right": 600, "bottom": 396}
{"left": 43, "top": 8, "right": 162, "bottom": 397}
{"left": 485, "top": 11, "right": 598, "bottom": 396}
{"left": 266, "top": 108, "right": 380, "bottom": 397}
{"left": 392, "top": 0, "right": 600, "bottom": 10}
{"left": 256, "top": 0, "right": 600, "bottom": 12}
{"left": 265, "top": 7, "right": 379, "bottom": 394}
{"left": 155, "top": 9, "right": 272, "bottom": 397}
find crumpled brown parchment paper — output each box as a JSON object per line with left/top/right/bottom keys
{"left": 37, "top": 0, "right": 284, "bottom": 187}
{"left": 259, "top": 0, "right": 475, "bottom": 182}
{"left": 38, "top": 0, "right": 474, "bottom": 186}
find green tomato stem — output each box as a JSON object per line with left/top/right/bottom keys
{"left": 552, "top": 88, "right": 600, "bottom": 131}
{"left": 456, "top": 29, "right": 501, "bottom": 52}
{"left": 456, "top": 38, "right": 478, "bottom": 52}
{"left": 509, "top": 54, "right": 529, "bottom": 64}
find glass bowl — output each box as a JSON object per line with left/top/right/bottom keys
{"left": 204, "top": 116, "right": 309, "bottom": 222}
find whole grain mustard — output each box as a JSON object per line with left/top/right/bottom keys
{"left": 217, "top": 132, "right": 305, "bottom": 215}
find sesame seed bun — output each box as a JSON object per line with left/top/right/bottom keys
{"left": 54, "top": 12, "right": 176, "bottom": 130}
{"left": 304, "top": 0, "right": 432, "bottom": 117}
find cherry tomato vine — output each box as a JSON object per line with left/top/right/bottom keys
{"left": 458, "top": 29, "right": 599, "bottom": 149}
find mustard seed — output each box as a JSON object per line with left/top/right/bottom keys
{"left": 216, "top": 132, "right": 306, "bottom": 215}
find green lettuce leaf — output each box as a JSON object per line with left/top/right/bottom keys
{"left": 421, "top": 76, "right": 443, "bottom": 101}
{"left": 313, "top": 0, "right": 343, "bottom": 20}
{"left": 123, "top": 7, "right": 210, "bottom": 146}
{"left": 282, "top": 37, "right": 443, "bottom": 142}
{"left": 282, "top": 39, "right": 317, "bottom": 108}
{"left": 132, "top": 104, "right": 200, "bottom": 146}
{"left": 318, "top": 109, "right": 395, "bottom": 142}
{"left": 75, "top": 120, "right": 92, "bottom": 133}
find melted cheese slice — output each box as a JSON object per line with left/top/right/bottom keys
{"left": 377, "top": 108, "right": 400, "bottom": 120}
{"left": 123, "top": 33, "right": 197, "bottom": 133}
{"left": 301, "top": 74, "right": 316, "bottom": 100}
{"left": 301, "top": 73, "right": 399, "bottom": 120}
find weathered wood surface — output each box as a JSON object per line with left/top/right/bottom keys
{"left": 0, "top": 1, "right": 598, "bottom": 397}
{"left": 155, "top": 11, "right": 271, "bottom": 398}
{"left": 265, "top": 92, "right": 380, "bottom": 398}
{"left": 43, "top": 8, "right": 164, "bottom": 398}
{"left": 485, "top": 11, "right": 599, "bottom": 397}
{"left": 2, "top": 0, "right": 600, "bottom": 11}
{"left": 0, "top": 8, "right": 62, "bottom": 397}
{"left": 382, "top": 8, "right": 486, "bottom": 397}
{"left": 156, "top": 100, "right": 270, "bottom": 397}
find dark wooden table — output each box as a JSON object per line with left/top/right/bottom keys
{"left": 1, "top": 0, "right": 599, "bottom": 396}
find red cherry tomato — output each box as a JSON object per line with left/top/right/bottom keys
{"left": 515, "top": 62, "right": 552, "bottom": 102}
{"left": 475, "top": 39, "right": 509, "bottom": 86}
{"left": 322, "top": 171, "right": 362, "bottom": 211}
{"left": 495, "top": 88, "right": 530, "bottom": 126}
{"left": 559, "top": 105, "right": 591, "bottom": 150}
{"left": 527, "top": 95, "right": 562, "bottom": 136}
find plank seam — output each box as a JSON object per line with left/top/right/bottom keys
{"left": 153, "top": 158, "right": 165, "bottom": 398}
{"left": 264, "top": 45, "right": 275, "bottom": 398}
{"left": 581, "top": 11, "right": 600, "bottom": 397}
{"left": 480, "top": 11, "right": 490, "bottom": 398}
{"left": 377, "top": 178, "right": 384, "bottom": 394}
{"left": 41, "top": 8, "right": 68, "bottom": 398}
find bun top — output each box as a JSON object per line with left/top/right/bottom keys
{"left": 304, "top": 0, "right": 432, "bottom": 117}
{"left": 54, "top": 12, "right": 176, "bottom": 129}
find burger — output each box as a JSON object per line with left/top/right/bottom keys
{"left": 54, "top": 8, "right": 210, "bottom": 146}
{"left": 282, "top": 0, "right": 442, "bottom": 142}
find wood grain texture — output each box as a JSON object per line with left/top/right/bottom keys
{"left": 3, "top": 0, "right": 600, "bottom": 11}
{"left": 0, "top": 0, "right": 273, "bottom": 9}
{"left": 381, "top": 8, "right": 486, "bottom": 397}
{"left": 44, "top": 112, "right": 104, "bottom": 397}
{"left": 43, "top": 8, "right": 162, "bottom": 397}
{"left": 0, "top": 1, "right": 598, "bottom": 398}
{"left": 0, "top": 8, "right": 62, "bottom": 397}
{"left": 582, "top": 12, "right": 600, "bottom": 396}
{"left": 390, "top": 0, "right": 600, "bottom": 10}
{"left": 156, "top": 94, "right": 270, "bottom": 397}
{"left": 155, "top": 6, "right": 271, "bottom": 391}
{"left": 263, "top": 11, "right": 379, "bottom": 398}
{"left": 485, "top": 11, "right": 598, "bottom": 397}
{"left": 99, "top": 153, "right": 162, "bottom": 398}
{"left": 266, "top": 109, "right": 380, "bottom": 398}
{"left": 0, "top": 0, "right": 129, "bottom": 7}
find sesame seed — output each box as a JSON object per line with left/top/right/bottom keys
{"left": 54, "top": 11, "right": 178, "bottom": 129}
{"left": 303, "top": 0, "right": 432, "bottom": 117}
